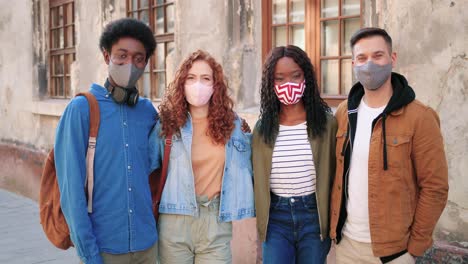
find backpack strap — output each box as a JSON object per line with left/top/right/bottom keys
{"left": 160, "top": 134, "right": 172, "bottom": 183}
{"left": 153, "top": 133, "right": 172, "bottom": 217}
{"left": 76, "top": 92, "right": 100, "bottom": 213}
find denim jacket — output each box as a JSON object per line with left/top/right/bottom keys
{"left": 149, "top": 115, "right": 255, "bottom": 222}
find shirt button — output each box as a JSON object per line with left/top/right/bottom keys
{"left": 125, "top": 144, "right": 129, "bottom": 147}
{"left": 129, "top": 209, "right": 133, "bottom": 213}
{"left": 128, "top": 165, "right": 131, "bottom": 170}
{"left": 128, "top": 188, "right": 132, "bottom": 192}
{"left": 290, "top": 198, "right": 295, "bottom": 203}
{"left": 123, "top": 122, "right": 127, "bottom": 126}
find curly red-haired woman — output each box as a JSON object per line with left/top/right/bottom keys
{"left": 149, "top": 50, "right": 255, "bottom": 264}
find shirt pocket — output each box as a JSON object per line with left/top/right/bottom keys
{"left": 383, "top": 135, "right": 411, "bottom": 168}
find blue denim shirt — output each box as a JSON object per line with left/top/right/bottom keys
{"left": 54, "top": 84, "right": 158, "bottom": 264}
{"left": 149, "top": 115, "right": 255, "bottom": 222}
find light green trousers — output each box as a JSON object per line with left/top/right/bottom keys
{"left": 158, "top": 196, "right": 232, "bottom": 264}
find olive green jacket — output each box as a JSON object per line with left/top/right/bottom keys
{"left": 252, "top": 113, "right": 337, "bottom": 242}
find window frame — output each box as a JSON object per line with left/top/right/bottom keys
{"left": 48, "top": 0, "right": 76, "bottom": 99}
{"left": 262, "top": 0, "right": 363, "bottom": 107}
{"left": 126, "top": 0, "right": 175, "bottom": 101}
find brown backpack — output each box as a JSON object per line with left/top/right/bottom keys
{"left": 39, "top": 92, "right": 99, "bottom": 249}
{"left": 39, "top": 92, "right": 172, "bottom": 249}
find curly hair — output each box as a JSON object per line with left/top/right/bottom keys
{"left": 258, "top": 45, "right": 331, "bottom": 146}
{"left": 159, "top": 50, "right": 235, "bottom": 145}
{"left": 99, "top": 18, "right": 156, "bottom": 60}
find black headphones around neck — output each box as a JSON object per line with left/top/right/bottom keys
{"left": 105, "top": 79, "right": 139, "bottom": 106}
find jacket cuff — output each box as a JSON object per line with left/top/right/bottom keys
{"left": 81, "top": 253, "right": 104, "bottom": 264}
{"left": 407, "top": 236, "right": 433, "bottom": 256}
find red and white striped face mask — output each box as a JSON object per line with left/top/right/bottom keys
{"left": 274, "top": 81, "right": 305, "bottom": 105}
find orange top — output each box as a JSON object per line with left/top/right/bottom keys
{"left": 191, "top": 117, "right": 225, "bottom": 199}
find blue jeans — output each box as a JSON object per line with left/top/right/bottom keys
{"left": 262, "top": 193, "right": 331, "bottom": 264}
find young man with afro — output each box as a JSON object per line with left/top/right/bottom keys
{"left": 54, "top": 18, "right": 159, "bottom": 264}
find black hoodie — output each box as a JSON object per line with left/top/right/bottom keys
{"left": 342, "top": 72, "right": 415, "bottom": 170}
{"left": 337, "top": 72, "right": 416, "bottom": 263}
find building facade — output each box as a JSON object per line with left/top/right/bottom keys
{"left": 0, "top": 0, "right": 467, "bottom": 263}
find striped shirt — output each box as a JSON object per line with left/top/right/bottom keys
{"left": 270, "top": 122, "right": 316, "bottom": 197}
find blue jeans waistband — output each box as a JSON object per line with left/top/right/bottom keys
{"left": 270, "top": 192, "right": 316, "bottom": 207}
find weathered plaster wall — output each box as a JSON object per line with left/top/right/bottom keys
{"left": 367, "top": 0, "right": 468, "bottom": 248}
{"left": 73, "top": 0, "right": 124, "bottom": 94}
{"left": 0, "top": 0, "right": 36, "bottom": 147}
{"left": 174, "top": 0, "right": 262, "bottom": 113}
{"left": 0, "top": 0, "right": 126, "bottom": 151}
{"left": 0, "top": 0, "right": 128, "bottom": 196}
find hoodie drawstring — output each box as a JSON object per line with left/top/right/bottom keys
{"left": 340, "top": 127, "right": 350, "bottom": 157}
{"left": 382, "top": 113, "right": 388, "bottom": 170}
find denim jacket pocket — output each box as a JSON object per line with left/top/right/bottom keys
{"left": 232, "top": 138, "right": 247, "bottom": 152}
{"left": 231, "top": 137, "right": 250, "bottom": 168}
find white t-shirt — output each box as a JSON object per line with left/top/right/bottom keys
{"left": 343, "top": 99, "right": 386, "bottom": 242}
{"left": 270, "top": 122, "right": 316, "bottom": 197}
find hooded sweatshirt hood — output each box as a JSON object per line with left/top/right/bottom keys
{"left": 346, "top": 72, "right": 416, "bottom": 170}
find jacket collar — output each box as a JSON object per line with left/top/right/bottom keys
{"left": 90, "top": 83, "right": 110, "bottom": 98}
{"left": 347, "top": 72, "right": 415, "bottom": 114}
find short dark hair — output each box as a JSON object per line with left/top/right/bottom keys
{"left": 99, "top": 18, "right": 156, "bottom": 60}
{"left": 350, "top": 27, "right": 393, "bottom": 54}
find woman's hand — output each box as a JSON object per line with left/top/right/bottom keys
{"left": 241, "top": 118, "right": 251, "bottom": 133}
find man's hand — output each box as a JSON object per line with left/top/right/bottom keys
{"left": 241, "top": 118, "right": 251, "bottom": 133}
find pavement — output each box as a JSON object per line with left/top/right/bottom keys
{"left": 0, "top": 189, "right": 79, "bottom": 264}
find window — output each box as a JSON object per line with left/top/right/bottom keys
{"left": 49, "top": 0, "right": 76, "bottom": 98}
{"left": 263, "top": 0, "right": 362, "bottom": 106}
{"left": 127, "top": 0, "right": 175, "bottom": 100}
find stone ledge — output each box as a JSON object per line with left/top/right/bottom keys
{"left": 30, "top": 99, "right": 69, "bottom": 117}
{"left": 0, "top": 143, "right": 47, "bottom": 201}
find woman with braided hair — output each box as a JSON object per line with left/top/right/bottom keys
{"left": 252, "top": 45, "right": 337, "bottom": 263}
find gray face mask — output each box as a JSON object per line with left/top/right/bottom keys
{"left": 108, "top": 61, "right": 145, "bottom": 89}
{"left": 353, "top": 61, "right": 392, "bottom": 90}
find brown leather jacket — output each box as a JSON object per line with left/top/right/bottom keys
{"left": 330, "top": 73, "right": 449, "bottom": 257}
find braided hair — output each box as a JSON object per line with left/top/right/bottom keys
{"left": 258, "top": 45, "right": 331, "bottom": 146}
